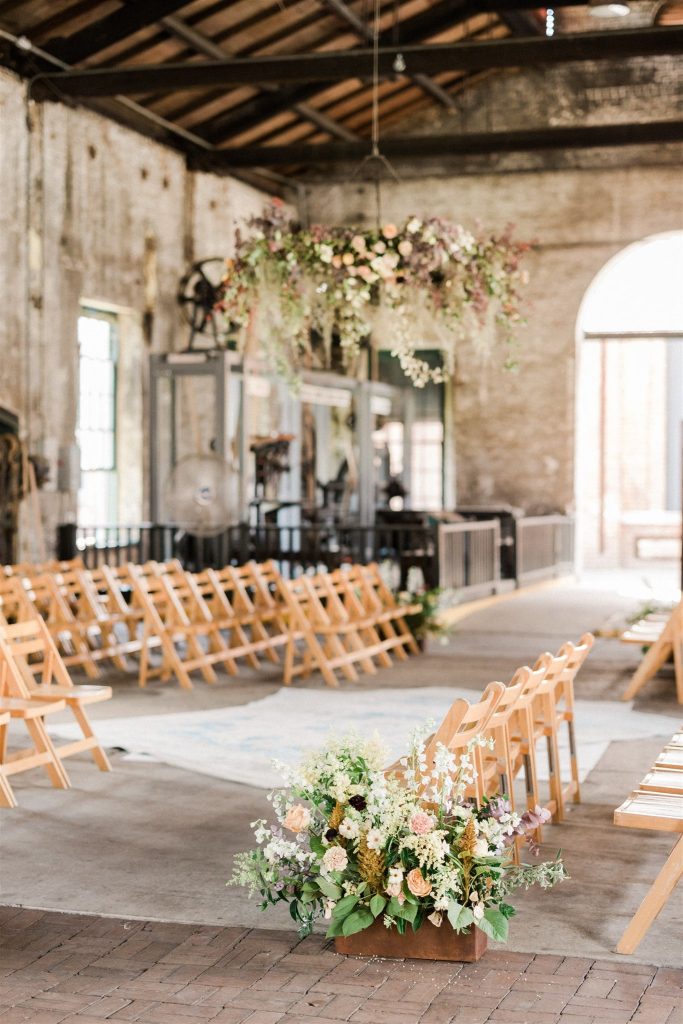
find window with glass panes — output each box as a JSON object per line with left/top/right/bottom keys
{"left": 76, "top": 310, "right": 118, "bottom": 524}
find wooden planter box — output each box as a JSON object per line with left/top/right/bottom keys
{"left": 335, "top": 920, "right": 487, "bottom": 962}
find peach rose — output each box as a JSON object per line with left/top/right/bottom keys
{"left": 406, "top": 868, "right": 432, "bottom": 898}
{"left": 322, "top": 846, "right": 348, "bottom": 873}
{"left": 409, "top": 811, "right": 435, "bottom": 836}
{"left": 282, "top": 804, "right": 311, "bottom": 833}
{"left": 382, "top": 223, "right": 398, "bottom": 239}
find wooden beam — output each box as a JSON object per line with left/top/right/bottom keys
{"left": 318, "top": 0, "right": 457, "bottom": 109}
{"left": 194, "top": 0, "right": 491, "bottom": 145}
{"left": 191, "top": 120, "right": 683, "bottom": 169}
{"left": 161, "top": 13, "right": 359, "bottom": 142}
{"left": 46, "top": 0, "right": 192, "bottom": 66}
{"left": 32, "top": 28, "right": 683, "bottom": 97}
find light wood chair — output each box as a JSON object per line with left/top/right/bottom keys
{"left": 408, "top": 681, "right": 506, "bottom": 805}
{"left": 21, "top": 572, "right": 101, "bottom": 679}
{"left": 346, "top": 563, "right": 421, "bottom": 657}
{"left": 614, "top": 781, "right": 683, "bottom": 954}
{"left": 0, "top": 711, "right": 17, "bottom": 808}
{"left": 479, "top": 663, "right": 548, "bottom": 851}
{"left": 0, "top": 618, "right": 112, "bottom": 772}
{"left": 129, "top": 564, "right": 236, "bottom": 688}
{"left": 530, "top": 646, "right": 588, "bottom": 822}
{"left": 193, "top": 569, "right": 286, "bottom": 671}
{"left": 0, "top": 655, "right": 71, "bottom": 794}
{"left": 622, "top": 600, "right": 683, "bottom": 704}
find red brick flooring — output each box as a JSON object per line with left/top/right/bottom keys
{"left": 0, "top": 907, "right": 680, "bottom": 1024}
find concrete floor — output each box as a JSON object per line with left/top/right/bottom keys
{"left": 1, "top": 573, "right": 681, "bottom": 970}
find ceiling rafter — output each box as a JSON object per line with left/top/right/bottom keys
{"left": 31, "top": 28, "right": 683, "bottom": 98}
{"left": 45, "top": 0, "right": 192, "bottom": 66}
{"left": 318, "top": 0, "right": 457, "bottom": 110}
{"left": 160, "top": 11, "right": 359, "bottom": 142}
{"left": 191, "top": 120, "right": 683, "bottom": 170}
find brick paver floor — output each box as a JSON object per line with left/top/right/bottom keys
{"left": 0, "top": 907, "right": 680, "bottom": 1024}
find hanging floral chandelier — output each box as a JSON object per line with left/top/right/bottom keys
{"left": 215, "top": 202, "right": 531, "bottom": 388}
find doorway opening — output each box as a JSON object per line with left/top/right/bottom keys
{"left": 576, "top": 232, "right": 683, "bottom": 572}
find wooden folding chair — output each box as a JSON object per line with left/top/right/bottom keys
{"left": 347, "top": 563, "right": 421, "bottom": 657}
{"left": 0, "top": 711, "right": 17, "bottom": 808}
{"left": 0, "top": 652, "right": 70, "bottom": 793}
{"left": 129, "top": 564, "right": 236, "bottom": 688}
{"left": 614, "top": 785, "right": 683, "bottom": 954}
{"left": 530, "top": 644, "right": 590, "bottom": 822}
{"left": 478, "top": 663, "right": 549, "bottom": 852}
{"left": 330, "top": 568, "right": 407, "bottom": 668}
{"left": 0, "top": 618, "right": 112, "bottom": 772}
{"left": 196, "top": 563, "right": 293, "bottom": 674}
{"left": 21, "top": 572, "right": 101, "bottom": 679}
{"left": 395, "top": 681, "right": 506, "bottom": 805}
{"left": 622, "top": 600, "right": 683, "bottom": 704}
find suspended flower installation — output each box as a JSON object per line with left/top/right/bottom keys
{"left": 216, "top": 203, "right": 531, "bottom": 388}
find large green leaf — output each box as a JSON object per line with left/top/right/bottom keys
{"left": 332, "top": 894, "right": 359, "bottom": 920}
{"left": 317, "top": 877, "right": 342, "bottom": 900}
{"left": 370, "top": 894, "right": 387, "bottom": 918}
{"left": 447, "top": 901, "right": 475, "bottom": 932}
{"left": 477, "top": 908, "right": 509, "bottom": 944}
{"left": 325, "top": 916, "right": 347, "bottom": 938}
{"left": 342, "top": 908, "right": 375, "bottom": 937}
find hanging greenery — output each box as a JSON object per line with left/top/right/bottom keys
{"left": 216, "top": 202, "right": 531, "bottom": 388}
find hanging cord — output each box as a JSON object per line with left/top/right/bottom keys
{"left": 350, "top": 0, "right": 400, "bottom": 227}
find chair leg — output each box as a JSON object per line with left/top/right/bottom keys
{"left": 0, "top": 770, "right": 17, "bottom": 807}
{"left": 24, "top": 718, "right": 71, "bottom": 789}
{"left": 567, "top": 718, "right": 581, "bottom": 804}
{"left": 616, "top": 836, "right": 683, "bottom": 955}
{"left": 546, "top": 729, "right": 564, "bottom": 822}
{"left": 71, "top": 703, "right": 112, "bottom": 772}
{"left": 622, "top": 637, "right": 672, "bottom": 701}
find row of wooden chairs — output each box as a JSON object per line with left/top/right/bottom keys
{"left": 613, "top": 727, "right": 683, "bottom": 953}
{"left": 391, "top": 633, "right": 595, "bottom": 859}
{"left": 0, "top": 613, "right": 112, "bottom": 808}
{"left": 621, "top": 599, "right": 683, "bottom": 704}
{"left": 0, "top": 559, "right": 421, "bottom": 690}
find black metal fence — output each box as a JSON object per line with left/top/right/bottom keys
{"left": 57, "top": 515, "right": 575, "bottom": 594}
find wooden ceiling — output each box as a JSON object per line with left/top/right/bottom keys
{"left": 0, "top": 1, "right": 681, "bottom": 188}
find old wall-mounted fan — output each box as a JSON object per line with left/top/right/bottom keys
{"left": 177, "top": 258, "right": 229, "bottom": 350}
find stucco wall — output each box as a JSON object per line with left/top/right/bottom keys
{"left": 0, "top": 69, "right": 272, "bottom": 554}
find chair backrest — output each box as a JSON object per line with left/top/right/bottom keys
{"left": 0, "top": 616, "right": 72, "bottom": 693}
{"left": 428, "top": 680, "right": 505, "bottom": 760}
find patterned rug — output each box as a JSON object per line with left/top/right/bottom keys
{"left": 49, "top": 687, "right": 681, "bottom": 789}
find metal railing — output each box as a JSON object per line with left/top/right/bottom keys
{"left": 58, "top": 521, "right": 437, "bottom": 585}
{"left": 57, "top": 515, "right": 574, "bottom": 592}
{"left": 515, "top": 515, "right": 574, "bottom": 584}
{"left": 437, "top": 520, "right": 501, "bottom": 597}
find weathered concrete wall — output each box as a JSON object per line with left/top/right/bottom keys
{"left": 0, "top": 68, "right": 271, "bottom": 556}
{"left": 304, "top": 56, "right": 683, "bottom": 516}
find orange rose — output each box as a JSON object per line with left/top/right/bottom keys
{"left": 406, "top": 868, "right": 432, "bottom": 898}
{"left": 282, "top": 804, "right": 311, "bottom": 833}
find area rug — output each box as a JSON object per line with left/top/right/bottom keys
{"left": 49, "top": 688, "right": 682, "bottom": 790}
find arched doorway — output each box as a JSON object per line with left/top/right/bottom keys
{"left": 576, "top": 232, "right": 683, "bottom": 572}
